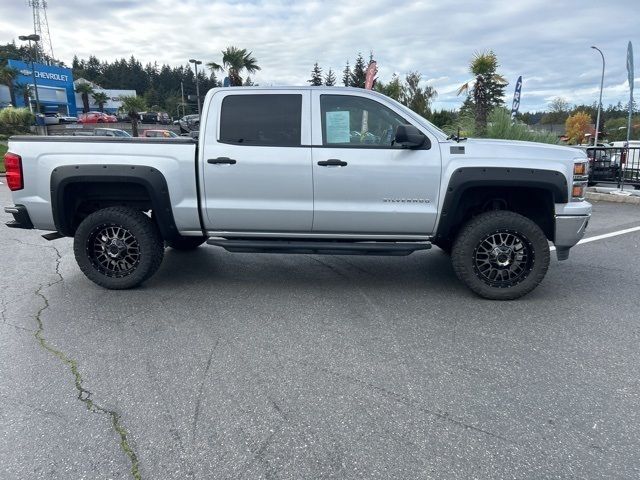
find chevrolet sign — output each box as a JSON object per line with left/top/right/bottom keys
{"left": 34, "top": 71, "right": 68, "bottom": 82}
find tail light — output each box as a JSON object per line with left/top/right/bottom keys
{"left": 4, "top": 152, "right": 24, "bottom": 191}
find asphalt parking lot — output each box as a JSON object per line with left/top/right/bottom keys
{"left": 1, "top": 182, "right": 639, "bottom": 480}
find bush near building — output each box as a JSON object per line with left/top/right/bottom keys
{"left": 0, "top": 107, "right": 34, "bottom": 135}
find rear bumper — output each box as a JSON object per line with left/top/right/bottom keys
{"left": 4, "top": 205, "right": 34, "bottom": 229}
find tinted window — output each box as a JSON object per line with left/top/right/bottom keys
{"left": 220, "top": 94, "right": 302, "bottom": 147}
{"left": 320, "top": 94, "right": 410, "bottom": 147}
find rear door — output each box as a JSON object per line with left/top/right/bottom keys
{"left": 201, "top": 90, "right": 313, "bottom": 232}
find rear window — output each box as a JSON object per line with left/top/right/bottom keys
{"left": 219, "top": 94, "right": 302, "bottom": 147}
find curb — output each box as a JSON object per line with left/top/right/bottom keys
{"left": 585, "top": 191, "right": 640, "bottom": 205}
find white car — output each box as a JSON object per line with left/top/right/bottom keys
{"left": 43, "top": 113, "right": 78, "bottom": 125}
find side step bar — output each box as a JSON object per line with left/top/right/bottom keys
{"left": 206, "top": 239, "right": 431, "bottom": 256}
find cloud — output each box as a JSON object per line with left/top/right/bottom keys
{"left": 0, "top": 0, "right": 637, "bottom": 111}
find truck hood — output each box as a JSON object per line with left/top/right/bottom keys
{"left": 443, "top": 138, "right": 586, "bottom": 163}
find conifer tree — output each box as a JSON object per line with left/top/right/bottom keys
{"left": 350, "top": 53, "right": 367, "bottom": 88}
{"left": 307, "top": 63, "right": 323, "bottom": 86}
{"left": 342, "top": 61, "right": 351, "bottom": 87}
{"left": 324, "top": 68, "right": 336, "bottom": 86}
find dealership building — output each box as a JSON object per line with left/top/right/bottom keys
{"left": 0, "top": 59, "right": 136, "bottom": 116}
{"left": 0, "top": 59, "right": 78, "bottom": 115}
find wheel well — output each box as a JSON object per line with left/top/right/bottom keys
{"left": 62, "top": 182, "right": 154, "bottom": 234}
{"left": 437, "top": 186, "right": 555, "bottom": 242}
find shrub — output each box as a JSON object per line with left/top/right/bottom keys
{"left": 486, "top": 108, "right": 558, "bottom": 144}
{"left": 0, "top": 107, "right": 35, "bottom": 135}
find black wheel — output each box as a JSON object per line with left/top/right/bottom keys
{"left": 74, "top": 207, "right": 164, "bottom": 289}
{"left": 165, "top": 235, "right": 207, "bottom": 250}
{"left": 451, "top": 210, "right": 550, "bottom": 300}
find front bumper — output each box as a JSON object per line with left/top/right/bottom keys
{"left": 4, "top": 205, "right": 34, "bottom": 229}
{"left": 554, "top": 214, "right": 590, "bottom": 260}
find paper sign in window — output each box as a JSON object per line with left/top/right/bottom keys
{"left": 325, "top": 111, "right": 350, "bottom": 143}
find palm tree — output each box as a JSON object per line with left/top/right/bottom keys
{"left": 92, "top": 91, "right": 109, "bottom": 112}
{"left": 457, "top": 51, "right": 507, "bottom": 136}
{"left": 120, "top": 95, "right": 146, "bottom": 137}
{"left": 13, "top": 82, "right": 32, "bottom": 108}
{"left": 0, "top": 65, "right": 19, "bottom": 107}
{"left": 207, "top": 46, "right": 260, "bottom": 86}
{"left": 75, "top": 82, "right": 94, "bottom": 113}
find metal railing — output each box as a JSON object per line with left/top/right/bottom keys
{"left": 583, "top": 146, "right": 640, "bottom": 188}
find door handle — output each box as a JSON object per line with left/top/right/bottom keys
{"left": 317, "top": 159, "right": 347, "bottom": 167}
{"left": 208, "top": 157, "right": 237, "bottom": 165}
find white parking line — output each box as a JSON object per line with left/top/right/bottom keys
{"left": 551, "top": 225, "right": 640, "bottom": 251}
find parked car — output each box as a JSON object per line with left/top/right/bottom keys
{"left": 142, "top": 129, "right": 180, "bottom": 138}
{"left": 140, "top": 111, "right": 171, "bottom": 124}
{"left": 177, "top": 114, "right": 200, "bottom": 133}
{"left": 93, "top": 128, "right": 132, "bottom": 137}
{"left": 43, "top": 113, "right": 78, "bottom": 125}
{"left": 116, "top": 112, "right": 131, "bottom": 123}
{"left": 3, "top": 86, "right": 592, "bottom": 299}
{"left": 78, "top": 112, "right": 117, "bottom": 124}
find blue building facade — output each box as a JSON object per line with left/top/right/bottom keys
{"left": 8, "top": 59, "right": 78, "bottom": 116}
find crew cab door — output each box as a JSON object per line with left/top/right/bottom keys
{"left": 201, "top": 90, "right": 313, "bottom": 232}
{"left": 311, "top": 92, "right": 441, "bottom": 235}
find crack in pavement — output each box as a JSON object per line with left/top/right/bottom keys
{"left": 23, "top": 239, "right": 142, "bottom": 480}
{"left": 191, "top": 337, "right": 220, "bottom": 447}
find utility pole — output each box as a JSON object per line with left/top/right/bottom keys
{"left": 19, "top": 34, "right": 41, "bottom": 115}
{"left": 591, "top": 46, "right": 605, "bottom": 146}
{"left": 189, "top": 59, "right": 203, "bottom": 115}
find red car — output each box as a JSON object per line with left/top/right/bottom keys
{"left": 78, "top": 112, "right": 117, "bottom": 124}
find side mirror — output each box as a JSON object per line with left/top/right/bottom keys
{"left": 394, "top": 124, "right": 428, "bottom": 149}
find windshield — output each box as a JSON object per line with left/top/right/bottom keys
{"left": 382, "top": 94, "right": 448, "bottom": 140}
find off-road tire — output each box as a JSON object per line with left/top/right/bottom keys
{"left": 74, "top": 207, "right": 164, "bottom": 289}
{"left": 451, "top": 210, "right": 550, "bottom": 300}
{"left": 165, "top": 235, "right": 207, "bottom": 250}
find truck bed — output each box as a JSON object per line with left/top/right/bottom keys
{"left": 6, "top": 135, "right": 201, "bottom": 233}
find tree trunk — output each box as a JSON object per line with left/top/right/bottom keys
{"left": 8, "top": 81, "right": 16, "bottom": 107}
{"left": 131, "top": 116, "right": 139, "bottom": 137}
{"left": 82, "top": 93, "right": 89, "bottom": 113}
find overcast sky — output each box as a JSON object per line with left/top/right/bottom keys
{"left": 0, "top": 0, "right": 637, "bottom": 112}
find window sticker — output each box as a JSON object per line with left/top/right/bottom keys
{"left": 325, "top": 111, "right": 350, "bottom": 143}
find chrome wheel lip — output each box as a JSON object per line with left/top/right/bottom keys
{"left": 472, "top": 229, "right": 535, "bottom": 288}
{"left": 86, "top": 223, "right": 141, "bottom": 278}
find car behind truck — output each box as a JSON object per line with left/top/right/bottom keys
{"left": 4, "top": 87, "right": 591, "bottom": 299}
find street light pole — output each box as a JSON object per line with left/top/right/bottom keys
{"left": 591, "top": 46, "right": 605, "bottom": 146}
{"left": 189, "top": 59, "right": 203, "bottom": 116}
{"left": 19, "top": 34, "right": 41, "bottom": 115}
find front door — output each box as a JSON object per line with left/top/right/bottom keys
{"left": 311, "top": 92, "right": 441, "bottom": 235}
{"left": 201, "top": 91, "right": 313, "bottom": 232}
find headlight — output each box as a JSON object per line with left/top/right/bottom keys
{"left": 572, "top": 160, "right": 589, "bottom": 200}
{"left": 573, "top": 161, "right": 588, "bottom": 177}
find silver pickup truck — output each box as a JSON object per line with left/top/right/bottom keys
{"left": 3, "top": 87, "right": 591, "bottom": 299}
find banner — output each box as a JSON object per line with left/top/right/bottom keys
{"left": 510, "top": 75, "right": 522, "bottom": 120}
{"left": 364, "top": 61, "right": 378, "bottom": 90}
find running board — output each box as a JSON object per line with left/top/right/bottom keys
{"left": 206, "top": 239, "right": 431, "bottom": 256}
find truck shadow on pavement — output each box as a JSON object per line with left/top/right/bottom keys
{"left": 150, "top": 247, "right": 462, "bottom": 293}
